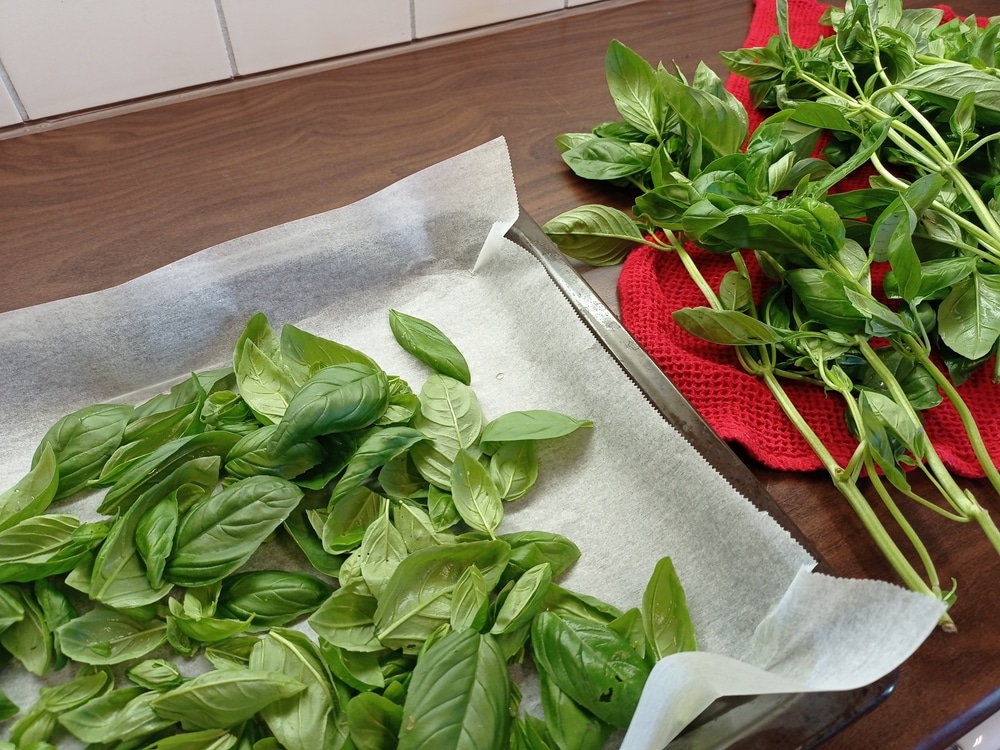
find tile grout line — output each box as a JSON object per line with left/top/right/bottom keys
{"left": 212, "top": 0, "right": 240, "bottom": 77}
{"left": 0, "top": 54, "right": 28, "bottom": 122}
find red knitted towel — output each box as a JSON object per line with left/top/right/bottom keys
{"left": 617, "top": 0, "right": 999, "bottom": 476}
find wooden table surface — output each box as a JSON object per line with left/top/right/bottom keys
{"left": 1, "top": 1, "right": 998, "bottom": 748}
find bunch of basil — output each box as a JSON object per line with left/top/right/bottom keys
{"left": 543, "top": 0, "right": 1000, "bottom": 625}
{"left": 0, "top": 309, "right": 696, "bottom": 749}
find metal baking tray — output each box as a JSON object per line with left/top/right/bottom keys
{"left": 506, "top": 206, "right": 897, "bottom": 749}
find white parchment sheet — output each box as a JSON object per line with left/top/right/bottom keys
{"left": 0, "top": 137, "right": 944, "bottom": 748}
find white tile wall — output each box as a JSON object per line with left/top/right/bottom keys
{"left": 0, "top": 79, "right": 22, "bottom": 127}
{"left": 220, "top": 0, "right": 412, "bottom": 76}
{"left": 414, "top": 0, "right": 564, "bottom": 38}
{"left": 0, "top": 0, "right": 609, "bottom": 125}
{"left": 0, "top": 0, "right": 232, "bottom": 120}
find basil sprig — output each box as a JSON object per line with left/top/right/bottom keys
{"left": 543, "top": 0, "right": 1000, "bottom": 627}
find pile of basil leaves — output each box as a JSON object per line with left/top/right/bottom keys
{"left": 544, "top": 0, "right": 1000, "bottom": 626}
{"left": 0, "top": 310, "right": 696, "bottom": 748}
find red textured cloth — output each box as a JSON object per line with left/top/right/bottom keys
{"left": 617, "top": 0, "right": 1000, "bottom": 476}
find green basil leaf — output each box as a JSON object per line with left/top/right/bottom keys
{"left": 605, "top": 40, "right": 666, "bottom": 138}
{"left": 224, "top": 424, "right": 325, "bottom": 481}
{"left": 128, "top": 658, "right": 186, "bottom": 690}
{"left": 330, "top": 426, "right": 427, "bottom": 504}
{"left": 249, "top": 629, "right": 349, "bottom": 750}
{"left": 92, "top": 457, "right": 219, "bottom": 609}
{"left": 642, "top": 556, "right": 697, "bottom": 659}
{"left": 322, "top": 487, "right": 385, "bottom": 554}
{"left": 9, "top": 669, "right": 111, "bottom": 747}
{"left": 308, "top": 580, "right": 382, "bottom": 652}
{"left": 359, "top": 506, "right": 409, "bottom": 598}
{"left": 538, "top": 669, "right": 613, "bottom": 750}
{"left": 165, "top": 475, "right": 302, "bottom": 587}
{"left": 531, "top": 611, "right": 650, "bottom": 728}
{"left": 219, "top": 570, "right": 333, "bottom": 629}
{"left": 426, "top": 484, "right": 462, "bottom": 531}
{"left": 33, "top": 578, "right": 75, "bottom": 671}
{"left": 98, "top": 430, "right": 240, "bottom": 515}
{"left": 32, "top": 403, "right": 133, "bottom": 500}
{"left": 375, "top": 540, "right": 511, "bottom": 652}
{"left": 60, "top": 688, "right": 174, "bottom": 745}
{"left": 346, "top": 691, "right": 403, "bottom": 750}
{"left": 279, "top": 322, "right": 381, "bottom": 383}
{"left": 321, "top": 642, "right": 386, "bottom": 692}
{"left": 0, "top": 515, "right": 107, "bottom": 584}
{"left": 561, "top": 137, "right": 648, "bottom": 181}
{"left": 487, "top": 441, "right": 539, "bottom": 502}
{"left": 481, "top": 411, "right": 594, "bottom": 443}
{"left": 271, "top": 364, "right": 389, "bottom": 454}
{"left": 397, "top": 629, "right": 510, "bottom": 750}
{"left": 389, "top": 309, "right": 472, "bottom": 385}
{"left": 672, "top": 307, "right": 785, "bottom": 346}
{"left": 450, "top": 564, "right": 491, "bottom": 633}
{"left": 658, "top": 68, "right": 748, "bottom": 159}
{"left": 500, "top": 530, "right": 581, "bottom": 582}
{"left": 135, "top": 728, "right": 239, "bottom": 749}
{"left": 410, "top": 374, "right": 484, "bottom": 489}
{"left": 57, "top": 606, "right": 167, "bottom": 665}
{"left": 542, "top": 205, "right": 645, "bottom": 267}
{"left": 0, "top": 584, "right": 26, "bottom": 632}
{"left": 490, "top": 563, "right": 552, "bottom": 635}
{"left": 938, "top": 271, "right": 1000, "bottom": 359}
{"left": 393, "top": 502, "right": 453, "bottom": 552}
{"left": 450, "top": 448, "right": 503, "bottom": 536}
{"left": 0, "top": 444, "right": 59, "bottom": 533}
{"left": 135, "top": 492, "right": 179, "bottom": 590}
{"left": 167, "top": 596, "right": 253, "bottom": 645}
{"left": 149, "top": 668, "right": 306, "bottom": 730}
{"left": 0, "top": 586, "right": 53, "bottom": 676}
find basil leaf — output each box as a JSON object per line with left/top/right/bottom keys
{"left": 538, "top": 669, "right": 612, "bottom": 750}
{"left": 224, "top": 424, "right": 325, "bottom": 481}
{"left": 0, "top": 515, "right": 107, "bottom": 584}
{"left": 218, "top": 570, "right": 333, "bottom": 629}
{"left": 57, "top": 606, "right": 167, "bottom": 665}
{"left": 375, "top": 540, "right": 511, "bottom": 652}
{"left": 280, "top": 322, "right": 381, "bottom": 382}
{"left": 346, "top": 691, "right": 403, "bottom": 750}
{"left": 98, "top": 430, "right": 241, "bottom": 515}
{"left": 137, "top": 728, "right": 239, "bottom": 749}
{"left": 149, "top": 668, "right": 306, "bottom": 730}
{"left": 32, "top": 403, "right": 133, "bottom": 500}
{"left": 531, "top": 611, "right": 650, "bottom": 728}
{"left": 561, "top": 137, "right": 648, "bottom": 181}
{"left": 398, "top": 629, "right": 510, "bottom": 750}
{"left": 9, "top": 668, "right": 111, "bottom": 746}
{"left": 542, "top": 205, "right": 645, "bottom": 267}
{"left": 271, "top": 363, "right": 389, "bottom": 453}
{"left": 938, "top": 271, "right": 1000, "bottom": 359}
{"left": 60, "top": 688, "right": 174, "bottom": 745}
{"left": 359, "top": 506, "right": 408, "bottom": 598}
{"left": 92, "top": 457, "right": 219, "bottom": 608}
{"left": 450, "top": 448, "right": 503, "bottom": 536}
{"left": 249, "top": 629, "right": 349, "bottom": 750}
{"left": 389, "top": 309, "right": 472, "bottom": 385}
{"left": 393, "top": 502, "right": 453, "bottom": 552}
{"left": 135, "top": 492, "right": 179, "bottom": 590}
{"left": 642, "top": 556, "right": 697, "bottom": 659}
{"left": 330, "top": 426, "right": 426, "bottom": 504}
{"left": 0, "top": 586, "right": 53, "bottom": 676}
{"left": 322, "top": 487, "right": 385, "bottom": 554}
{"left": 481, "top": 410, "right": 593, "bottom": 443}
{"left": 165, "top": 475, "right": 302, "bottom": 587}
{"left": 233, "top": 312, "right": 298, "bottom": 425}
{"left": 410, "top": 374, "right": 484, "bottom": 489}
{"left": 450, "top": 564, "right": 491, "bottom": 633}
{"left": 487, "top": 440, "right": 539, "bottom": 501}
{"left": 320, "top": 642, "right": 386, "bottom": 692}
{"left": 605, "top": 40, "right": 666, "bottom": 138}
{"left": 672, "top": 306, "right": 785, "bottom": 345}
{"left": 308, "top": 580, "right": 382, "bottom": 653}
{"left": 33, "top": 578, "right": 75, "bottom": 671}
{"left": 128, "top": 658, "right": 186, "bottom": 690}
{"left": 490, "top": 563, "right": 552, "bottom": 635}
{"left": 0, "top": 444, "right": 59, "bottom": 533}
{"left": 500, "top": 530, "right": 581, "bottom": 582}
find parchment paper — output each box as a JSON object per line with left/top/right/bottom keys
{"left": 0, "top": 137, "right": 944, "bottom": 748}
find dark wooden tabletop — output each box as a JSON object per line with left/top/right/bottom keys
{"left": 1, "top": 1, "right": 998, "bottom": 748}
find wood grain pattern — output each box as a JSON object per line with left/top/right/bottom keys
{"left": 1, "top": 0, "right": 998, "bottom": 747}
